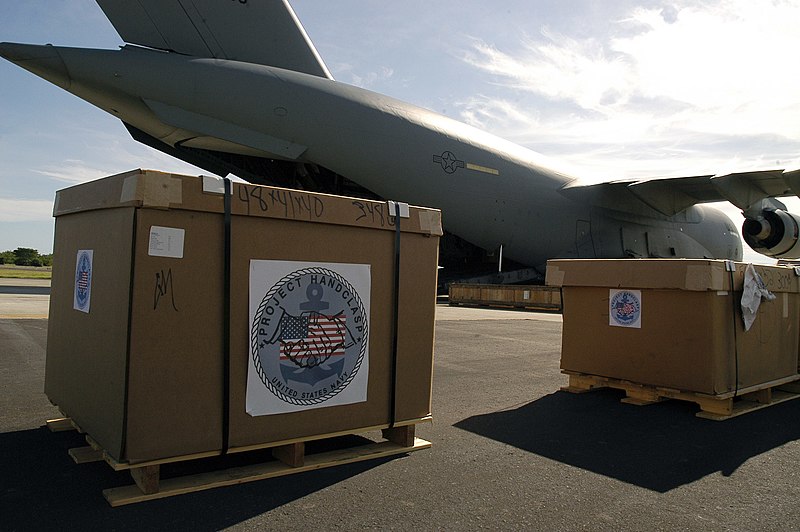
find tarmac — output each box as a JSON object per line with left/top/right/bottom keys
{"left": 2, "top": 278, "right": 800, "bottom": 530}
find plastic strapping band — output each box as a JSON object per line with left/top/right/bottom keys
{"left": 120, "top": 208, "right": 139, "bottom": 460}
{"left": 222, "top": 177, "right": 232, "bottom": 454}
{"left": 729, "top": 269, "right": 740, "bottom": 399}
{"left": 389, "top": 202, "right": 402, "bottom": 428}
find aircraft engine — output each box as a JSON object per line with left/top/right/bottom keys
{"left": 742, "top": 209, "right": 800, "bottom": 259}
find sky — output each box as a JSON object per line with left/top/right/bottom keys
{"left": 1, "top": 0, "right": 799, "bottom": 263}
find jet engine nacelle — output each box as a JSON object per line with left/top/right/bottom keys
{"left": 742, "top": 209, "right": 800, "bottom": 259}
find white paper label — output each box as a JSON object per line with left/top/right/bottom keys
{"left": 202, "top": 175, "right": 226, "bottom": 194}
{"left": 387, "top": 201, "right": 410, "bottom": 218}
{"left": 247, "top": 260, "right": 371, "bottom": 416}
{"left": 148, "top": 226, "right": 185, "bottom": 259}
{"left": 73, "top": 249, "right": 93, "bottom": 313}
{"left": 609, "top": 289, "right": 642, "bottom": 328}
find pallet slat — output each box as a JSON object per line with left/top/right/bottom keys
{"left": 46, "top": 417, "right": 74, "bottom": 432}
{"left": 382, "top": 425, "right": 415, "bottom": 447}
{"left": 68, "top": 446, "right": 105, "bottom": 464}
{"left": 696, "top": 389, "right": 800, "bottom": 420}
{"left": 46, "top": 416, "right": 87, "bottom": 433}
{"left": 130, "top": 465, "right": 160, "bottom": 495}
{"left": 271, "top": 442, "right": 305, "bottom": 468}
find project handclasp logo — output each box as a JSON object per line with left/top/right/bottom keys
{"left": 609, "top": 289, "right": 641, "bottom": 328}
{"left": 251, "top": 267, "right": 368, "bottom": 407}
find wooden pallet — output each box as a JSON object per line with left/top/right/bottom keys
{"left": 49, "top": 417, "right": 431, "bottom": 506}
{"left": 561, "top": 372, "right": 800, "bottom": 420}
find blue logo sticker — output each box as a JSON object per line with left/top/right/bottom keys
{"left": 250, "top": 267, "right": 368, "bottom": 406}
{"left": 74, "top": 250, "right": 92, "bottom": 312}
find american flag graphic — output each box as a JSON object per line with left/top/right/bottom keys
{"left": 617, "top": 301, "right": 634, "bottom": 316}
{"left": 279, "top": 313, "right": 346, "bottom": 364}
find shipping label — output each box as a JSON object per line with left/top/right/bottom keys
{"left": 148, "top": 226, "right": 185, "bottom": 259}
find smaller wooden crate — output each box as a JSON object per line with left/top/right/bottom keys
{"left": 547, "top": 259, "right": 800, "bottom": 396}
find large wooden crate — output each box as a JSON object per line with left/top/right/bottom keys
{"left": 46, "top": 169, "right": 441, "bottom": 464}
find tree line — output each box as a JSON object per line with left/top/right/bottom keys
{"left": 0, "top": 248, "right": 53, "bottom": 267}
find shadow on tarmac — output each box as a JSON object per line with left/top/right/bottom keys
{"left": 1, "top": 426, "right": 391, "bottom": 530}
{"left": 455, "top": 388, "right": 800, "bottom": 493}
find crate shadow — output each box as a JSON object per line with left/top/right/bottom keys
{"left": 454, "top": 388, "right": 800, "bottom": 492}
{"left": 0, "top": 426, "right": 395, "bottom": 530}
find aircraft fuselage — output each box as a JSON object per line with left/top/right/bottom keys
{"left": 1, "top": 43, "right": 742, "bottom": 268}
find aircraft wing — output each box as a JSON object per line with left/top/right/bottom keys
{"left": 561, "top": 169, "right": 800, "bottom": 216}
{"left": 95, "top": 0, "right": 332, "bottom": 78}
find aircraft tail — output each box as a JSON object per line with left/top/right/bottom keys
{"left": 95, "top": 0, "right": 332, "bottom": 78}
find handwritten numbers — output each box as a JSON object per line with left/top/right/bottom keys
{"left": 352, "top": 200, "right": 395, "bottom": 227}
{"left": 235, "top": 184, "right": 324, "bottom": 220}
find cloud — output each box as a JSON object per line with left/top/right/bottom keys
{"left": 458, "top": 0, "right": 800, "bottom": 180}
{"left": 0, "top": 198, "right": 53, "bottom": 222}
{"left": 457, "top": 94, "right": 540, "bottom": 135}
{"left": 614, "top": 2, "right": 800, "bottom": 140}
{"left": 660, "top": 5, "right": 680, "bottom": 24}
{"left": 25, "top": 132, "right": 208, "bottom": 186}
{"left": 34, "top": 159, "right": 109, "bottom": 184}
{"left": 335, "top": 63, "right": 395, "bottom": 88}
{"left": 0, "top": 125, "right": 213, "bottom": 225}
{"left": 463, "top": 31, "right": 633, "bottom": 113}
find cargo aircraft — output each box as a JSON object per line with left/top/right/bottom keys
{"left": 2, "top": 0, "right": 800, "bottom": 281}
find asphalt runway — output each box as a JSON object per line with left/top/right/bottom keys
{"left": 0, "top": 279, "right": 50, "bottom": 319}
{"left": 2, "top": 282, "right": 800, "bottom": 530}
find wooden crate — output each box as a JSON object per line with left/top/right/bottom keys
{"left": 448, "top": 284, "right": 561, "bottom": 311}
{"left": 48, "top": 416, "right": 430, "bottom": 506}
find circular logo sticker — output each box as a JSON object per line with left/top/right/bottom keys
{"left": 610, "top": 290, "right": 641, "bottom": 327}
{"left": 250, "top": 267, "right": 368, "bottom": 406}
